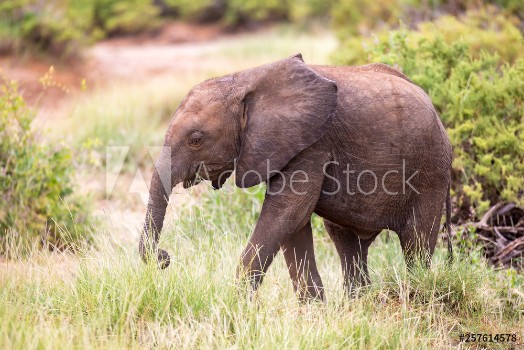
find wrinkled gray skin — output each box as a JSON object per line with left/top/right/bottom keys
{"left": 139, "top": 54, "right": 452, "bottom": 301}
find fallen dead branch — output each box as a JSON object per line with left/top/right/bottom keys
{"left": 475, "top": 202, "right": 524, "bottom": 270}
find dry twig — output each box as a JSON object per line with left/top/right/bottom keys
{"left": 475, "top": 202, "right": 524, "bottom": 270}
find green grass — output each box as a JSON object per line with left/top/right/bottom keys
{"left": 1, "top": 185, "right": 523, "bottom": 349}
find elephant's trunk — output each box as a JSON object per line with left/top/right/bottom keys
{"left": 139, "top": 155, "right": 174, "bottom": 269}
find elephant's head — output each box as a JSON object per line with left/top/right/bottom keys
{"left": 139, "top": 54, "right": 338, "bottom": 268}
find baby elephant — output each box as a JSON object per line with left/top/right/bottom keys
{"left": 140, "top": 54, "right": 453, "bottom": 301}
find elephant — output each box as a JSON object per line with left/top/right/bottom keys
{"left": 139, "top": 54, "right": 453, "bottom": 301}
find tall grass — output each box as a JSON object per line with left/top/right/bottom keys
{"left": 1, "top": 185, "right": 523, "bottom": 348}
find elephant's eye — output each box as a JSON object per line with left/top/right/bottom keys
{"left": 188, "top": 131, "right": 204, "bottom": 148}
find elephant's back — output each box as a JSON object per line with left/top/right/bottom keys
{"left": 310, "top": 63, "right": 412, "bottom": 83}
{"left": 313, "top": 64, "right": 451, "bottom": 168}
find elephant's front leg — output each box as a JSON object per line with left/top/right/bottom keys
{"left": 238, "top": 154, "right": 327, "bottom": 296}
{"left": 282, "top": 221, "right": 324, "bottom": 302}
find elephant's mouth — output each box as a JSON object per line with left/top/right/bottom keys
{"left": 182, "top": 162, "right": 234, "bottom": 189}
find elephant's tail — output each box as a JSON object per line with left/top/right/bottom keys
{"left": 445, "top": 182, "right": 453, "bottom": 265}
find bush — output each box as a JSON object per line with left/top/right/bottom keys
{"left": 331, "top": 0, "right": 403, "bottom": 37}
{"left": 87, "top": 0, "right": 162, "bottom": 36}
{"left": 0, "top": 0, "right": 90, "bottom": 57}
{"left": 333, "top": 7, "right": 524, "bottom": 65}
{"left": 289, "top": 0, "right": 335, "bottom": 23}
{"left": 491, "top": 0, "right": 524, "bottom": 23}
{"left": 0, "top": 78, "right": 93, "bottom": 255}
{"left": 223, "top": 0, "right": 290, "bottom": 24}
{"left": 331, "top": 0, "right": 524, "bottom": 39}
{"left": 332, "top": 11, "right": 524, "bottom": 219}
{"left": 159, "top": 0, "right": 334, "bottom": 24}
{"left": 0, "top": 0, "right": 161, "bottom": 58}
{"left": 161, "top": 0, "right": 226, "bottom": 22}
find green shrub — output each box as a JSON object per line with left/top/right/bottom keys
{"left": 87, "top": 0, "right": 162, "bottom": 36}
{"left": 224, "top": 0, "right": 290, "bottom": 24}
{"left": 415, "top": 8, "right": 524, "bottom": 62}
{"left": 0, "top": 0, "right": 91, "bottom": 57}
{"left": 289, "top": 0, "right": 335, "bottom": 23}
{"left": 491, "top": 0, "right": 524, "bottom": 23}
{"left": 0, "top": 0, "right": 161, "bottom": 58}
{"left": 161, "top": 0, "right": 223, "bottom": 21}
{"left": 331, "top": 0, "right": 524, "bottom": 39}
{"left": 333, "top": 7, "right": 524, "bottom": 65}
{"left": 331, "top": 0, "right": 403, "bottom": 37}
{"left": 0, "top": 78, "right": 93, "bottom": 255}
{"left": 223, "top": 0, "right": 334, "bottom": 25}
{"left": 332, "top": 13, "right": 524, "bottom": 218}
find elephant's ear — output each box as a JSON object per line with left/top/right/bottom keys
{"left": 234, "top": 54, "right": 338, "bottom": 188}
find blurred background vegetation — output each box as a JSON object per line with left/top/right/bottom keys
{"left": 1, "top": 0, "right": 523, "bottom": 57}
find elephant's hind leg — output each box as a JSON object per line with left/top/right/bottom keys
{"left": 282, "top": 220, "right": 324, "bottom": 302}
{"left": 397, "top": 192, "right": 446, "bottom": 268}
{"left": 324, "top": 220, "right": 378, "bottom": 295}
